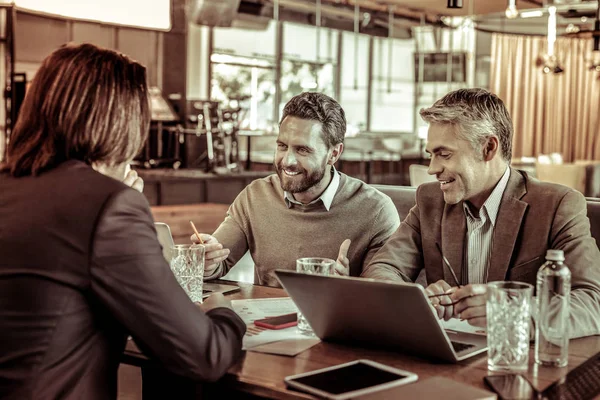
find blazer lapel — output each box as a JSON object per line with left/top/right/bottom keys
{"left": 441, "top": 203, "right": 466, "bottom": 286}
{"left": 487, "top": 169, "right": 528, "bottom": 282}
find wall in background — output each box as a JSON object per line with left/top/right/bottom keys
{"left": 14, "top": 11, "right": 163, "bottom": 85}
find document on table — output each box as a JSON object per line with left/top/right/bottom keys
{"left": 231, "top": 298, "right": 320, "bottom": 355}
{"left": 232, "top": 297, "right": 298, "bottom": 324}
{"left": 440, "top": 318, "right": 487, "bottom": 336}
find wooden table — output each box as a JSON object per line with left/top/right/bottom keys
{"left": 123, "top": 283, "right": 600, "bottom": 399}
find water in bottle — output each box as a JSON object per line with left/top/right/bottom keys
{"left": 535, "top": 249, "right": 571, "bottom": 367}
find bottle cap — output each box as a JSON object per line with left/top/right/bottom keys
{"left": 546, "top": 249, "right": 565, "bottom": 262}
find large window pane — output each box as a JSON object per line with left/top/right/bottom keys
{"left": 280, "top": 22, "right": 337, "bottom": 119}
{"left": 283, "top": 22, "right": 337, "bottom": 63}
{"left": 340, "top": 31, "right": 370, "bottom": 133}
{"left": 16, "top": 0, "right": 170, "bottom": 29}
{"left": 211, "top": 55, "right": 275, "bottom": 131}
{"left": 213, "top": 20, "right": 277, "bottom": 61}
{"left": 370, "top": 37, "right": 415, "bottom": 133}
{"left": 279, "top": 61, "right": 335, "bottom": 117}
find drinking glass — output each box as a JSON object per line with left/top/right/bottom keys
{"left": 295, "top": 257, "right": 335, "bottom": 335}
{"left": 487, "top": 281, "right": 533, "bottom": 372}
{"left": 170, "top": 244, "right": 205, "bottom": 303}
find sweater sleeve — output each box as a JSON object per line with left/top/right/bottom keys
{"left": 361, "top": 186, "right": 425, "bottom": 282}
{"left": 90, "top": 188, "right": 246, "bottom": 381}
{"left": 360, "top": 195, "right": 401, "bottom": 274}
{"left": 207, "top": 191, "right": 252, "bottom": 280}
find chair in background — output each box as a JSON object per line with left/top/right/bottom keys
{"left": 534, "top": 162, "right": 600, "bottom": 198}
{"left": 341, "top": 136, "right": 375, "bottom": 183}
{"left": 511, "top": 156, "right": 537, "bottom": 178}
{"left": 535, "top": 162, "right": 586, "bottom": 194}
{"left": 409, "top": 164, "right": 437, "bottom": 187}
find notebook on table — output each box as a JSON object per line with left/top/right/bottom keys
{"left": 155, "top": 222, "right": 240, "bottom": 299}
{"left": 275, "top": 270, "right": 487, "bottom": 363}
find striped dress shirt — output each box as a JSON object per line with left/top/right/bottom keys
{"left": 462, "top": 167, "right": 511, "bottom": 284}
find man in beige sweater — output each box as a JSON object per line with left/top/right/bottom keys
{"left": 194, "top": 92, "right": 400, "bottom": 287}
{"left": 362, "top": 88, "right": 600, "bottom": 338}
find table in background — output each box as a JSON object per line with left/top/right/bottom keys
{"left": 122, "top": 283, "right": 600, "bottom": 399}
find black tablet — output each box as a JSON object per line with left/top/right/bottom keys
{"left": 284, "top": 359, "right": 418, "bottom": 400}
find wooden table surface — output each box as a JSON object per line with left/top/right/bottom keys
{"left": 123, "top": 283, "right": 600, "bottom": 399}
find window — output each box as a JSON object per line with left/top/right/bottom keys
{"left": 413, "top": 53, "right": 467, "bottom": 83}
{"left": 212, "top": 21, "right": 278, "bottom": 130}
{"left": 370, "top": 37, "right": 415, "bottom": 132}
{"left": 213, "top": 20, "right": 277, "bottom": 60}
{"left": 210, "top": 54, "right": 275, "bottom": 131}
{"left": 15, "top": 0, "right": 170, "bottom": 30}
{"left": 279, "top": 23, "right": 336, "bottom": 118}
{"left": 340, "top": 31, "right": 370, "bottom": 133}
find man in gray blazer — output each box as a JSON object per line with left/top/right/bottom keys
{"left": 362, "top": 88, "right": 600, "bottom": 338}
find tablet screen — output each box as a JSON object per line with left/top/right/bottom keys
{"left": 288, "top": 362, "right": 408, "bottom": 395}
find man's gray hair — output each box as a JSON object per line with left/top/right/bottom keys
{"left": 280, "top": 92, "right": 346, "bottom": 148}
{"left": 419, "top": 88, "right": 513, "bottom": 161}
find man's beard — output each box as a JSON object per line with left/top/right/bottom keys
{"left": 275, "top": 160, "right": 327, "bottom": 193}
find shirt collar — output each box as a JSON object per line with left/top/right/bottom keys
{"left": 463, "top": 166, "right": 510, "bottom": 226}
{"left": 283, "top": 166, "right": 340, "bottom": 211}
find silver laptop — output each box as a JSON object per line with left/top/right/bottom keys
{"left": 275, "top": 270, "right": 487, "bottom": 363}
{"left": 155, "top": 222, "right": 240, "bottom": 299}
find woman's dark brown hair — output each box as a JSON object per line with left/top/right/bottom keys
{"left": 4, "top": 43, "right": 149, "bottom": 176}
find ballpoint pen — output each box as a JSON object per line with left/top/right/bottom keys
{"left": 435, "top": 242, "right": 461, "bottom": 288}
{"left": 189, "top": 220, "right": 204, "bottom": 244}
{"left": 427, "top": 243, "right": 461, "bottom": 305}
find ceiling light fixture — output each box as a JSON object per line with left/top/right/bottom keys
{"left": 561, "top": 0, "right": 600, "bottom": 73}
{"left": 547, "top": 5, "right": 557, "bottom": 57}
{"left": 593, "top": 1, "right": 600, "bottom": 52}
{"left": 565, "top": 23, "right": 580, "bottom": 34}
{"left": 447, "top": 0, "right": 463, "bottom": 9}
{"left": 539, "top": 6, "right": 564, "bottom": 74}
{"left": 505, "top": 0, "right": 519, "bottom": 19}
{"left": 520, "top": 10, "right": 543, "bottom": 19}
{"left": 591, "top": 0, "right": 600, "bottom": 72}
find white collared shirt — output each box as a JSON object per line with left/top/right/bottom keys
{"left": 283, "top": 167, "right": 340, "bottom": 211}
{"left": 462, "top": 166, "right": 511, "bottom": 284}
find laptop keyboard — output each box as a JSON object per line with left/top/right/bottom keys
{"left": 451, "top": 341, "right": 476, "bottom": 353}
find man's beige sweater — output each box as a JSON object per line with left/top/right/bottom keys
{"left": 208, "top": 172, "right": 400, "bottom": 287}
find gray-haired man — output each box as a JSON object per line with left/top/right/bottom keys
{"left": 362, "top": 88, "right": 600, "bottom": 338}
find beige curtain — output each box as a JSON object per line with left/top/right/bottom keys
{"left": 490, "top": 33, "right": 600, "bottom": 162}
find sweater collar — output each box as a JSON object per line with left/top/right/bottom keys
{"left": 283, "top": 166, "right": 340, "bottom": 211}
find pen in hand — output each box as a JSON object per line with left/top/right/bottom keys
{"left": 435, "top": 242, "right": 461, "bottom": 288}
{"left": 189, "top": 220, "right": 204, "bottom": 244}
{"left": 427, "top": 243, "right": 461, "bottom": 306}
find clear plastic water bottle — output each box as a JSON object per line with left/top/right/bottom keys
{"left": 535, "top": 249, "right": 571, "bottom": 367}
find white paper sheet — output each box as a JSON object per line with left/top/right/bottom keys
{"left": 232, "top": 297, "right": 298, "bottom": 324}
{"left": 440, "top": 318, "right": 487, "bottom": 336}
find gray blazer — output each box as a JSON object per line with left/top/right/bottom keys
{"left": 363, "top": 168, "right": 600, "bottom": 338}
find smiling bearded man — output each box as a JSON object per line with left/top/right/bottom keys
{"left": 190, "top": 92, "right": 400, "bottom": 287}
{"left": 362, "top": 88, "right": 600, "bottom": 339}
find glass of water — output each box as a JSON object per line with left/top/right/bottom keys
{"left": 295, "top": 257, "right": 335, "bottom": 335}
{"left": 487, "top": 281, "right": 534, "bottom": 372}
{"left": 170, "top": 244, "right": 205, "bottom": 303}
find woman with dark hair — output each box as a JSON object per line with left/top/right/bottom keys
{"left": 0, "top": 43, "right": 245, "bottom": 400}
